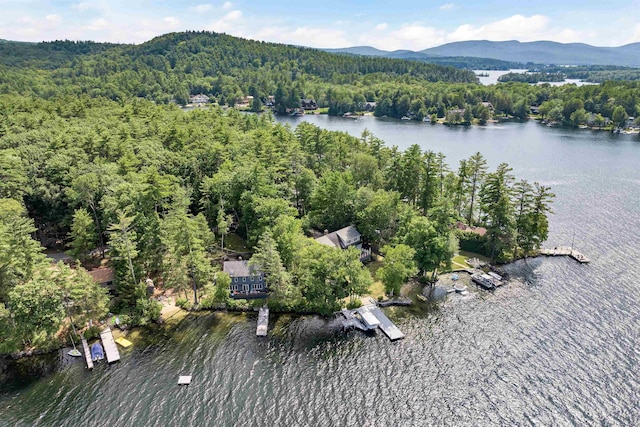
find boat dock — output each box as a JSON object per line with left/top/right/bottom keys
{"left": 337, "top": 308, "right": 368, "bottom": 331}
{"left": 336, "top": 300, "right": 405, "bottom": 341}
{"left": 369, "top": 306, "right": 405, "bottom": 341}
{"left": 100, "top": 328, "right": 120, "bottom": 363}
{"left": 539, "top": 246, "right": 590, "bottom": 263}
{"left": 256, "top": 306, "right": 269, "bottom": 336}
{"left": 81, "top": 338, "right": 93, "bottom": 370}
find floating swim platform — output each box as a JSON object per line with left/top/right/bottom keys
{"left": 115, "top": 337, "right": 132, "bottom": 348}
{"left": 257, "top": 306, "right": 269, "bottom": 336}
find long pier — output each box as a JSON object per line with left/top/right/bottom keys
{"left": 100, "top": 328, "right": 120, "bottom": 363}
{"left": 256, "top": 306, "right": 269, "bottom": 336}
{"left": 81, "top": 338, "right": 93, "bottom": 370}
{"left": 539, "top": 246, "right": 590, "bottom": 263}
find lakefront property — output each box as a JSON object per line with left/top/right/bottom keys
{"left": 223, "top": 260, "right": 267, "bottom": 299}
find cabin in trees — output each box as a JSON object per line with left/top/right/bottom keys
{"left": 315, "top": 225, "right": 371, "bottom": 262}
{"left": 223, "top": 260, "right": 267, "bottom": 299}
{"left": 88, "top": 267, "right": 115, "bottom": 292}
{"left": 300, "top": 98, "right": 318, "bottom": 110}
{"left": 364, "top": 101, "right": 377, "bottom": 112}
{"left": 454, "top": 221, "right": 487, "bottom": 236}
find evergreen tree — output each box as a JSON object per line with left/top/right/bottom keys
{"left": 480, "top": 163, "right": 515, "bottom": 262}
{"left": 68, "top": 208, "right": 97, "bottom": 263}
{"left": 250, "top": 231, "right": 293, "bottom": 308}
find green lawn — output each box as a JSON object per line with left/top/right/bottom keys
{"left": 363, "top": 255, "right": 386, "bottom": 300}
{"left": 451, "top": 255, "right": 471, "bottom": 270}
{"left": 459, "top": 250, "right": 491, "bottom": 263}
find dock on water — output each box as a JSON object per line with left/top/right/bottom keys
{"left": 256, "top": 306, "right": 269, "bottom": 336}
{"left": 539, "top": 246, "right": 590, "bottom": 263}
{"left": 369, "top": 306, "right": 405, "bottom": 341}
{"left": 81, "top": 338, "right": 93, "bottom": 370}
{"left": 100, "top": 328, "right": 121, "bottom": 363}
{"left": 336, "top": 299, "right": 405, "bottom": 341}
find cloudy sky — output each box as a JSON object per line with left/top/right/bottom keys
{"left": 1, "top": 0, "right": 640, "bottom": 50}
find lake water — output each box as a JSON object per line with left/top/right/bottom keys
{"left": 2, "top": 117, "right": 640, "bottom": 426}
{"left": 474, "top": 69, "right": 597, "bottom": 86}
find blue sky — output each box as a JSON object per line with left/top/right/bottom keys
{"left": 1, "top": 0, "right": 640, "bottom": 50}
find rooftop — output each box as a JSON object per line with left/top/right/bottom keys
{"left": 223, "top": 260, "right": 262, "bottom": 277}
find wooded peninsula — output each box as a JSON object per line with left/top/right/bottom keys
{"left": 5, "top": 29, "right": 631, "bottom": 356}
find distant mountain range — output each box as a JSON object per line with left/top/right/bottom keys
{"left": 326, "top": 40, "right": 640, "bottom": 67}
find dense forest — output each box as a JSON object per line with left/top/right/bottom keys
{"left": 1, "top": 32, "right": 640, "bottom": 126}
{"left": 0, "top": 94, "right": 553, "bottom": 353}
{"left": 10, "top": 29, "right": 640, "bottom": 355}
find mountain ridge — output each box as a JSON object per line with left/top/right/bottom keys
{"left": 328, "top": 40, "right": 640, "bottom": 67}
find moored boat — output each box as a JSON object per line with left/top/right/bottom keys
{"left": 471, "top": 273, "right": 496, "bottom": 290}
{"left": 90, "top": 342, "right": 104, "bottom": 362}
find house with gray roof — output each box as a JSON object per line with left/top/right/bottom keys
{"left": 223, "top": 260, "right": 267, "bottom": 299}
{"left": 315, "top": 225, "right": 371, "bottom": 262}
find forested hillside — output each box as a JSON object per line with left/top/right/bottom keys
{"left": 0, "top": 31, "right": 477, "bottom": 104}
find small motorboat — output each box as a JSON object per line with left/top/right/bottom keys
{"left": 91, "top": 342, "right": 105, "bottom": 362}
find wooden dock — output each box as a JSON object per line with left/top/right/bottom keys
{"left": 336, "top": 300, "right": 405, "bottom": 341}
{"left": 369, "top": 306, "right": 405, "bottom": 341}
{"left": 539, "top": 246, "right": 590, "bottom": 263}
{"left": 81, "top": 338, "right": 93, "bottom": 370}
{"left": 100, "top": 328, "right": 120, "bottom": 363}
{"left": 256, "top": 306, "right": 269, "bottom": 336}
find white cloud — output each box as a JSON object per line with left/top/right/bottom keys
{"left": 72, "top": 2, "right": 91, "bottom": 11}
{"left": 46, "top": 14, "right": 61, "bottom": 23}
{"left": 190, "top": 4, "right": 213, "bottom": 13}
{"left": 353, "top": 14, "right": 595, "bottom": 50}
{"left": 84, "top": 18, "right": 109, "bottom": 31}
{"left": 625, "top": 23, "right": 640, "bottom": 44}
{"left": 440, "top": 3, "right": 454, "bottom": 10}
{"left": 208, "top": 10, "right": 243, "bottom": 33}
{"left": 163, "top": 16, "right": 180, "bottom": 29}
{"left": 446, "top": 14, "right": 549, "bottom": 42}
{"left": 375, "top": 23, "right": 388, "bottom": 31}
{"left": 364, "top": 24, "right": 445, "bottom": 50}
{"left": 222, "top": 2, "right": 233, "bottom": 11}
{"left": 71, "top": 1, "right": 108, "bottom": 12}
{"left": 250, "top": 26, "right": 350, "bottom": 48}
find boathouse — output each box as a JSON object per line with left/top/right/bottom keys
{"left": 223, "top": 260, "right": 267, "bottom": 299}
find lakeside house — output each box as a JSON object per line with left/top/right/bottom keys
{"left": 454, "top": 221, "right": 487, "bottom": 236}
{"left": 481, "top": 101, "right": 494, "bottom": 112}
{"left": 300, "top": 98, "right": 318, "bottom": 110}
{"left": 315, "top": 225, "right": 371, "bottom": 262}
{"left": 223, "top": 260, "right": 267, "bottom": 299}
{"left": 190, "top": 94, "right": 210, "bottom": 104}
{"left": 364, "top": 101, "right": 377, "bottom": 112}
